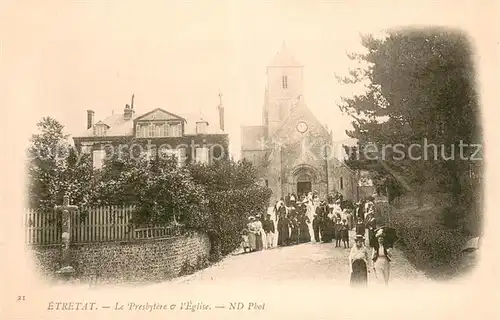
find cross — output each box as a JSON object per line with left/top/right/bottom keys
{"left": 54, "top": 193, "right": 79, "bottom": 278}
{"left": 218, "top": 91, "right": 223, "bottom": 108}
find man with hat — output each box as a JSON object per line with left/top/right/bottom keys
{"left": 349, "top": 234, "right": 370, "bottom": 286}
{"left": 371, "top": 229, "right": 393, "bottom": 285}
{"left": 262, "top": 213, "right": 275, "bottom": 249}
{"left": 365, "top": 209, "right": 377, "bottom": 247}
{"left": 313, "top": 201, "right": 325, "bottom": 242}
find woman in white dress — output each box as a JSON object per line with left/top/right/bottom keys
{"left": 247, "top": 216, "right": 257, "bottom": 252}
{"left": 254, "top": 215, "right": 265, "bottom": 251}
{"left": 371, "top": 229, "right": 393, "bottom": 285}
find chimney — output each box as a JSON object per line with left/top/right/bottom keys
{"left": 217, "top": 92, "right": 224, "bottom": 131}
{"left": 87, "top": 110, "right": 95, "bottom": 129}
{"left": 196, "top": 118, "right": 209, "bottom": 135}
{"left": 124, "top": 94, "right": 135, "bottom": 120}
{"left": 123, "top": 104, "right": 134, "bottom": 120}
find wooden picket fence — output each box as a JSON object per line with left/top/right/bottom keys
{"left": 23, "top": 206, "right": 181, "bottom": 245}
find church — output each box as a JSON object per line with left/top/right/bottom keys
{"left": 241, "top": 44, "right": 359, "bottom": 204}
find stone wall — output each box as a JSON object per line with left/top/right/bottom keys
{"left": 29, "top": 231, "right": 210, "bottom": 283}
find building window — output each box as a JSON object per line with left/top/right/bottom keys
{"left": 148, "top": 124, "right": 155, "bottom": 137}
{"left": 159, "top": 147, "right": 186, "bottom": 167}
{"left": 155, "top": 123, "right": 163, "bottom": 137}
{"left": 92, "top": 150, "right": 106, "bottom": 170}
{"left": 162, "top": 123, "right": 169, "bottom": 137}
{"left": 265, "top": 179, "right": 268, "bottom": 188}
{"left": 136, "top": 124, "right": 149, "bottom": 138}
{"left": 282, "top": 75, "right": 288, "bottom": 89}
{"left": 81, "top": 145, "right": 92, "bottom": 154}
{"left": 340, "top": 177, "right": 344, "bottom": 190}
{"left": 135, "top": 121, "right": 182, "bottom": 138}
{"left": 170, "top": 122, "right": 182, "bottom": 137}
{"left": 195, "top": 147, "right": 209, "bottom": 164}
{"left": 93, "top": 124, "right": 107, "bottom": 136}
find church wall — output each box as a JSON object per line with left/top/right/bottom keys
{"left": 241, "top": 150, "right": 269, "bottom": 188}
{"left": 329, "top": 164, "right": 358, "bottom": 201}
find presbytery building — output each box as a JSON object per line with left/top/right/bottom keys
{"left": 73, "top": 94, "right": 229, "bottom": 169}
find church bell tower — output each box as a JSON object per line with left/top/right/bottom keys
{"left": 264, "top": 43, "right": 304, "bottom": 136}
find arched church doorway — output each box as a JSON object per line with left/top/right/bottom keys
{"left": 296, "top": 172, "right": 312, "bottom": 196}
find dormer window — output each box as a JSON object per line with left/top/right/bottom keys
{"left": 282, "top": 75, "right": 288, "bottom": 89}
{"left": 93, "top": 122, "right": 108, "bottom": 136}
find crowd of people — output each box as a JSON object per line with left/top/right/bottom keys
{"left": 240, "top": 191, "right": 396, "bottom": 287}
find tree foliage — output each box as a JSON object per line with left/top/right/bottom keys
{"left": 27, "top": 117, "right": 94, "bottom": 214}
{"left": 93, "top": 147, "right": 205, "bottom": 225}
{"left": 338, "top": 28, "right": 481, "bottom": 219}
{"left": 187, "top": 159, "right": 272, "bottom": 259}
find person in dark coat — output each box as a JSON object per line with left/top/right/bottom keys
{"left": 276, "top": 202, "right": 289, "bottom": 246}
{"left": 324, "top": 213, "right": 335, "bottom": 243}
{"left": 321, "top": 202, "right": 334, "bottom": 242}
{"left": 335, "top": 217, "right": 342, "bottom": 247}
{"left": 356, "top": 200, "right": 366, "bottom": 221}
{"left": 298, "top": 212, "right": 311, "bottom": 243}
{"left": 262, "top": 213, "right": 275, "bottom": 249}
{"left": 341, "top": 219, "right": 350, "bottom": 248}
{"left": 366, "top": 212, "right": 377, "bottom": 248}
{"left": 355, "top": 217, "right": 366, "bottom": 244}
{"left": 289, "top": 206, "right": 299, "bottom": 245}
{"left": 313, "top": 202, "right": 323, "bottom": 242}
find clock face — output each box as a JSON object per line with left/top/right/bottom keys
{"left": 296, "top": 121, "right": 308, "bottom": 133}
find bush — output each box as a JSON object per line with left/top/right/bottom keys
{"left": 185, "top": 185, "right": 272, "bottom": 260}
{"left": 378, "top": 203, "right": 467, "bottom": 278}
{"left": 186, "top": 159, "right": 272, "bottom": 261}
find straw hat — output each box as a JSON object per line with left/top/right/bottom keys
{"left": 375, "top": 229, "right": 385, "bottom": 238}
{"left": 355, "top": 235, "right": 365, "bottom": 241}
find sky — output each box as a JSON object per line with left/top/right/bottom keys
{"left": 0, "top": 0, "right": 495, "bottom": 159}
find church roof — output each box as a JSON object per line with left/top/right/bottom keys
{"left": 241, "top": 125, "right": 266, "bottom": 150}
{"left": 268, "top": 43, "right": 302, "bottom": 67}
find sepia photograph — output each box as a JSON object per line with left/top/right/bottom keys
{"left": 2, "top": 0, "right": 498, "bottom": 319}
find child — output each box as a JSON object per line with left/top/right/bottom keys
{"left": 341, "top": 219, "right": 350, "bottom": 248}
{"left": 335, "top": 217, "right": 342, "bottom": 248}
{"left": 241, "top": 228, "right": 251, "bottom": 253}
